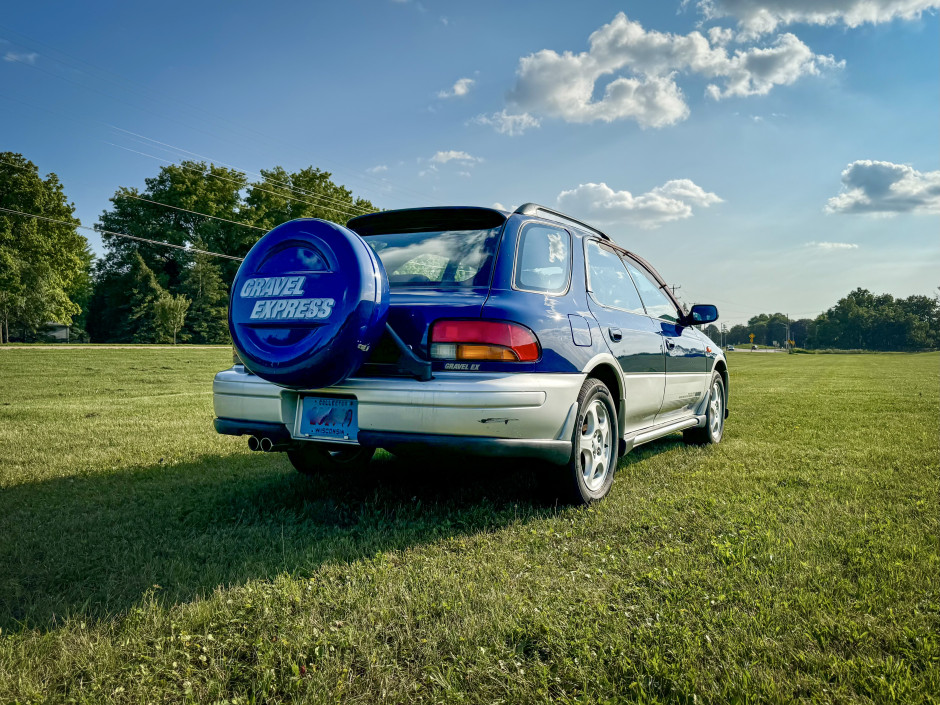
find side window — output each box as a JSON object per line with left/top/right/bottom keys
{"left": 623, "top": 258, "right": 679, "bottom": 322}
{"left": 514, "top": 224, "right": 571, "bottom": 294}
{"left": 585, "top": 240, "right": 645, "bottom": 313}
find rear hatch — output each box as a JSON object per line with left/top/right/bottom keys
{"left": 346, "top": 207, "right": 507, "bottom": 371}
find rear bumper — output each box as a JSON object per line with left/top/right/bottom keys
{"left": 213, "top": 366, "right": 584, "bottom": 463}
{"left": 213, "top": 418, "right": 291, "bottom": 442}
{"left": 213, "top": 419, "right": 571, "bottom": 464}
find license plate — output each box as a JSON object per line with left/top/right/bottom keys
{"left": 297, "top": 396, "right": 359, "bottom": 442}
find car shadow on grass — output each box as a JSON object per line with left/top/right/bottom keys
{"left": 0, "top": 450, "right": 562, "bottom": 632}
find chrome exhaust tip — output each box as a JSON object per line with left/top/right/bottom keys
{"left": 259, "top": 437, "right": 274, "bottom": 452}
{"left": 247, "top": 436, "right": 261, "bottom": 452}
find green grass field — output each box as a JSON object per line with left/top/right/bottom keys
{"left": 0, "top": 348, "right": 937, "bottom": 704}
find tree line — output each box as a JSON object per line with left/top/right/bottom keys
{"left": 1, "top": 151, "right": 937, "bottom": 350}
{"left": 704, "top": 289, "right": 940, "bottom": 351}
{"left": 0, "top": 152, "right": 375, "bottom": 343}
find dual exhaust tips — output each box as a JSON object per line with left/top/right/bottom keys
{"left": 247, "top": 435, "right": 276, "bottom": 452}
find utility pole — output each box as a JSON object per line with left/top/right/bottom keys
{"left": 786, "top": 313, "right": 790, "bottom": 353}
{"left": 669, "top": 284, "right": 687, "bottom": 323}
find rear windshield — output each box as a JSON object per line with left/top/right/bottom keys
{"left": 364, "top": 229, "right": 501, "bottom": 287}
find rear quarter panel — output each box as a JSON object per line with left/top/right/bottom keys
{"left": 480, "top": 216, "right": 610, "bottom": 374}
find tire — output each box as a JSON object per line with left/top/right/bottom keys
{"left": 553, "top": 378, "right": 619, "bottom": 505}
{"left": 683, "top": 371, "right": 725, "bottom": 446}
{"left": 287, "top": 443, "right": 375, "bottom": 475}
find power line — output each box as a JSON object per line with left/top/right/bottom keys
{"left": 119, "top": 193, "right": 266, "bottom": 232}
{"left": 0, "top": 91, "right": 380, "bottom": 221}
{"left": 0, "top": 27, "right": 443, "bottom": 216}
{"left": 0, "top": 50, "right": 244, "bottom": 157}
{"left": 0, "top": 23, "right": 444, "bottom": 209}
{"left": 0, "top": 155, "right": 266, "bottom": 235}
{"left": 109, "top": 126, "right": 380, "bottom": 218}
{"left": 111, "top": 130, "right": 377, "bottom": 217}
{"left": 106, "top": 143, "right": 372, "bottom": 222}
{"left": 0, "top": 205, "right": 244, "bottom": 262}
{"left": 4, "top": 133, "right": 377, "bottom": 228}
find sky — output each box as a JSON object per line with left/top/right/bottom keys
{"left": 1, "top": 0, "right": 937, "bottom": 325}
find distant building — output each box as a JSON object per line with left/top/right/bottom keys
{"left": 41, "top": 323, "right": 69, "bottom": 342}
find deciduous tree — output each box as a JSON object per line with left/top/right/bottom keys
{"left": 154, "top": 292, "right": 191, "bottom": 344}
{"left": 0, "top": 153, "right": 92, "bottom": 343}
{"left": 95, "top": 161, "right": 248, "bottom": 289}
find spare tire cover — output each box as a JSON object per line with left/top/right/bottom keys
{"left": 229, "top": 218, "right": 389, "bottom": 388}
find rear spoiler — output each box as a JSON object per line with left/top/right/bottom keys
{"left": 347, "top": 207, "right": 507, "bottom": 236}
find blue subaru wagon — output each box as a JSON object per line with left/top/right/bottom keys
{"left": 214, "top": 203, "right": 728, "bottom": 504}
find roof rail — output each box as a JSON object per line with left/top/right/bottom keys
{"left": 513, "top": 203, "right": 611, "bottom": 242}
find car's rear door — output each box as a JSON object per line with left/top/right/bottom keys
{"left": 584, "top": 239, "right": 665, "bottom": 434}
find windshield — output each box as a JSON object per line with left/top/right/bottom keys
{"left": 364, "top": 228, "right": 501, "bottom": 287}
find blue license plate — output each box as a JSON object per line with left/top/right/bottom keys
{"left": 298, "top": 396, "right": 359, "bottom": 442}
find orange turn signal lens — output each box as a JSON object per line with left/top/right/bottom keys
{"left": 455, "top": 344, "right": 519, "bottom": 361}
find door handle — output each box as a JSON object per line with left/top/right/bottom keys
{"left": 665, "top": 339, "right": 676, "bottom": 350}
{"left": 608, "top": 327, "right": 622, "bottom": 342}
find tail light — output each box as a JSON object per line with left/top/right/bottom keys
{"left": 430, "top": 320, "right": 540, "bottom": 362}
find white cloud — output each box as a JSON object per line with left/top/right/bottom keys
{"left": 556, "top": 179, "right": 722, "bottom": 229}
{"left": 825, "top": 160, "right": 940, "bottom": 215}
{"left": 4, "top": 51, "right": 38, "bottom": 64}
{"left": 705, "top": 33, "right": 843, "bottom": 99}
{"left": 696, "top": 0, "right": 940, "bottom": 36}
{"left": 504, "top": 13, "right": 839, "bottom": 129}
{"left": 438, "top": 77, "right": 475, "bottom": 99}
{"left": 805, "top": 241, "right": 860, "bottom": 250}
{"left": 650, "top": 178, "right": 724, "bottom": 206}
{"left": 366, "top": 165, "right": 388, "bottom": 174}
{"left": 708, "top": 26, "right": 736, "bottom": 45}
{"left": 471, "top": 110, "right": 541, "bottom": 136}
{"left": 430, "top": 150, "right": 482, "bottom": 164}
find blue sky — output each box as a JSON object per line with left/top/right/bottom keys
{"left": 1, "top": 0, "right": 937, "bottom": 324}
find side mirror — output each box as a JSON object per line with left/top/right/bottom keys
{"left": 682, "top": 304, "right": 718, "bottom": 326}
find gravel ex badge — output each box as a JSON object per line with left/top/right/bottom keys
{"left": 239, "top": 276, "right": 335, "bottom": 320}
